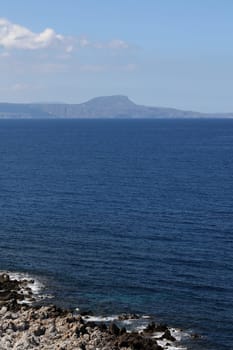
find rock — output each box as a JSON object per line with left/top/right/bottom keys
{"left": 118, "top": 313, "right": 140, "bottom": 321}
{"left": 8, "top": 321, "right": 17, "bottom": 332}
{"left": 46, "top": 305, "right": 68, "bottom": 318}
{"left": 7, "top": 299, "right": 20, "bottom": 312}
{"left": 0, "top": 274, "right": 10, "bottom": 283}
{"left": 0, "top": 273, "right": 187, "bottom": 350}
{"left": 80, "top": 310, "right": 93, "bottom": 316}
{"left": 0, "top": 291, "right": 16, "bottom": 301}
{"left": 28, "top": 335, "right": 40, "bottom": 347}
{"left": 85, "top": 321, "right": 97, "bottom": 329}
{"left": 144, "top": 321, "right": 157, "bottom": 333}
{"left": 76, "top": 324, "right": 87, "bottom": 337}
{"left": 33, "top": 325, "right": 46, "bottom": 336}
{"left": 48, "top": 323, "right": 57, "bottom": 334}
{"left": 83, "top": 333, "right": 90, "bottom": 342}
{"left": 109, "top": 322, "right": 120, "bottom": 336}
{"left": 66, "top": 316, "right": 77, "bottom": 323}
{"left": 191, "top": 332, "right": 201, "bottom": 339}
{"left": 161, "top": 329, "right": 176, "bottom": 342}
{"left": 144, "top": 322, "right": 168, "bottom": 333}
{"left": 117, "top": 332, "right": 163, "bottom": 350}
{"left": 0, "top": 306, "right": 8, "bottom": 315}
{"left": 154, "top": 323, "right": 168, "bottom": 332}
{"left": 120, "top": 326, "right": 127, "bottom": 335}
{"left": 79, "top": 344, "right": 86, "bottom": 350}
{"left": 98, "top": 323, "right": 107, "bottom": 332}
{"left": 76, "top": 315, "right": 85, "bottom": 324}
{"left": 9, "top": 312, "right": 19, "bottom": 320}
{"left": 16, "top": 320, "right": 30, "bottom": 331}
{"left": 1, "top": 339, "right": 12, "bottom": 349}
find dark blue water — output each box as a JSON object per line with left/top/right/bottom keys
{"left": 0, "top": 119, "right": 232, "bottom": 349}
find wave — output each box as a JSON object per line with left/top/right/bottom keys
{"left": 80, "top": 312, "right": 189, "bottom": 350}
{"left": 0, "top": 270, "right": 53, "bottom": 303}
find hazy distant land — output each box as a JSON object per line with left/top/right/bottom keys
{"left": 0, "top": 95, "right": 232, "bottom": 119}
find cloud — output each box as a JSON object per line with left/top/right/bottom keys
{"left": 79, "top": 37, "right": 90, "bottom": 48}
{"left": 107, "top": 39, "right": 129, "bottom": 49}
{"left": 0, "top": 18, "right": 130, "bottom": 53}
{"left": 93, "top": 39, "right": 129, "bottom": 49}
{"left": 0, "top": 18, "right": 66, "bottom": 50}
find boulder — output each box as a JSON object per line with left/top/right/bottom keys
{"left": 98, "top": 323, "right": 107, "bottom": 332}
{"left": 0, "top": 274, "right": 10, "bottom": 283}
{"left": 117, "top": 332, "right": 163, "bottom": 350}
{"left": 80, "top": 310, "right": 93, "bottom": 316}
{"left": 144, "top": 322, "right": 168, "bottom": 333}
{"left": 85, "top": 321, "right": 97, "bottom": 329}
{"left": 33, "top": 326, "right": 46, "bottom": 337}
{"left": 76, "top": 324, "right": 87, "bottom": 337}
{"left": 161, "top": 329, "right": 176, "bottom": 342}
{"left": 109, "top": 322, "right": 120, "bottom": 336}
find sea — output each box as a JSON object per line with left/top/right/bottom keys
{"left": 0, "top": 119, "right": 232, "bottom": 350}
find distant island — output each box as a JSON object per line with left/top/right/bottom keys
{"left": 0, "top": 95, "right": 232, "bottom": 119}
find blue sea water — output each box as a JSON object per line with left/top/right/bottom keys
{"left": 0, "top": 119, "right": 232, "bottom": 349}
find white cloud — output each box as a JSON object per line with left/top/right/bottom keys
{"left": 0, "top": 18, "right": 130, "bottom": 54}
{"left": 107, "top": 39, "right": 129, "bottom": 49}
{"left": 0, "top": 18, "right": 65, "bottom": 50}
{"left": 93, "top": 39, "right": 129, "bottom": 49}
{"left": 79, "top": 37, "right": 90, "bottom": 48}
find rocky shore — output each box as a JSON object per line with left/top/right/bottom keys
{"left": 0, "top": 273, "right": 188, "bottom": 350}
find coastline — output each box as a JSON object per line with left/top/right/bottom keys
{"left": 0, "top": 272, "right": 194, "bottom": 350}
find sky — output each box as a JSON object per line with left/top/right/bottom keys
{"left": 0, "top": 0, "right": 233, "bottom": 112}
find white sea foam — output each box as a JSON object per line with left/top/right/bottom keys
{"left": 82, "top": 315, "right": 118, "bottom": 323}
{"left": 120, "top": 319, "right": 135, "bottom": 325}
{"left": 81, "top": 312, "right": 188, "bottom": 350}
{"left": 4, "top": 271, "right": 42, "bottom": 292}
{"left": 156, "top": 335, "right": 186, "bottom": 349}
{"left": 133, "top": 321, "right": 152, "bottom": 332}
{"left": 130, "top": 321, "right": 189, "bottom": 350}
{"left": 151, "top": 331, "right": 164, "bottom": 338}
{"left": 154, "top": 327, "right": 189, "bottom": 350}
{"left": 157, "top": 342, "right": 187, "bottom": 350}
{"left": 170, "top": 328, "right": 189, "bottom": 341}
{"left": 0, "top": 270, "right": 52, "bottom": 303}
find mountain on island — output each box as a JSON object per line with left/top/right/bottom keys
{"left": 0, "top": 95, "right": 232, "bottom": 119}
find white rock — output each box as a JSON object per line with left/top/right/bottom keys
{"left": 0, "top": 306, "right": 7, "bottom": 315}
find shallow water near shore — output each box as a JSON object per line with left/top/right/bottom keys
{"left": 0, "top": 119, "right": 232, "bottom": 349}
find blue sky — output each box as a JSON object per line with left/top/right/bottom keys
{"left": 0, "top": 0, "right": 233, "bottom": 112}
